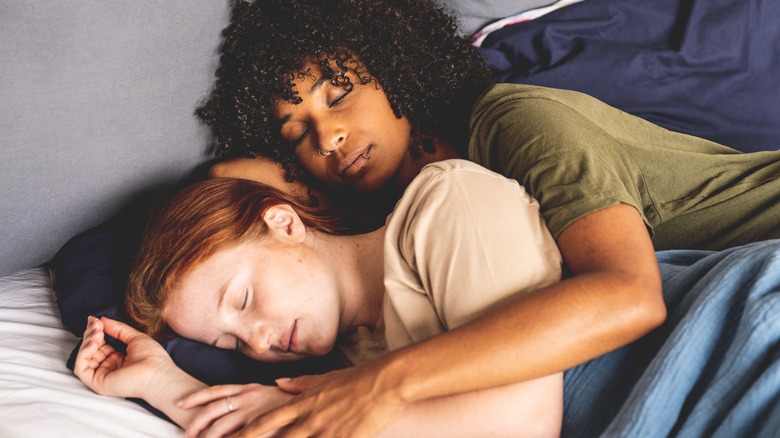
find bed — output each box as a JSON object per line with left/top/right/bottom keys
{"left": 1, "top": 0, "right": 778, "bottom": 437}
{"left": 0, "top": 268, "right": 180, "bottom": 437}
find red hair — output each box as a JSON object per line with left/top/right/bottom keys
{"left": 125, "top": 177, "right": 344, "bottom": 339}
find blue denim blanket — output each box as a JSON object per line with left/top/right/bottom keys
{"left": 563, "top": 240, "right": 780, "bottom": 437}
{"left": 477, "top": 0, "right": 780, "bottom": 154}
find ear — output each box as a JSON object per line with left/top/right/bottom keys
{"left": 262, "top": 204, "right": 307, "bottom": 243}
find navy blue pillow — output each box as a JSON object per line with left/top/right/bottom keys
{"left": 52, "top": 208, "right": 339, "bottom": 418}
{"left": 478, "top": 0, "right": 780, "bottom": 153}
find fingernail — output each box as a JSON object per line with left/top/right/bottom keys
{"left": 275, "top": 377, "right": 290, "bottom": 384}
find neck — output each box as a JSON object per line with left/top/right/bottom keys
{"left": 310, "top": 227, "right": 386, "bottom": 334}
{"left": 394, "top": 136, "right": 462, "bottom": 188}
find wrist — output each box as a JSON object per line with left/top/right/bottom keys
{"left": 142, "top": 362, "right": 196, "bottom": 401}
{"left": 141, "top": 364, "right": 207, "bottom": 428}
{"left": 374, "top": 349, "right": 421, "bottom": 405}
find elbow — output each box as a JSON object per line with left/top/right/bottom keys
{"left": 208, "top": 161, "right": 229, "bottom": 179}
{"left": 629, "top": 274, "right": 667, "bottom": 336}
{"left": 647, "top": 288, "right": 667, "bottom": 330}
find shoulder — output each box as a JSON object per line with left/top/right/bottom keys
{"left": 385, "top": 159, "right": 541, "bottom": 250}
{"left": 392, "top": 159, "right": 532, "bottom": 220}
{"left": 415, "top": 158, "right": 512, "bottom": 186}
{"left": 411, "top": 158, "right": 524, "bottom": 194}
{"left": 471, "top": 83, "right": 605, "bottom": 123}
{"left": 469, "top": 83, "right": 634, "bottom": 149}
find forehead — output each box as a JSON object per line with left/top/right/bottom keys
{"left": 277, "top": 57, "right": 365, "bottom": 99}
{"left": 164, "top": 245, "right": 245, "bottom": 335}
{"left": 272, "top": 65, "right": 320, "bottom": 114}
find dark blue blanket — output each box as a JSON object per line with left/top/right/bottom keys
{"left": 478, "top": 0, "right": 780, "bottom": 153}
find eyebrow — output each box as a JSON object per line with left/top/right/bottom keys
{"left": 277, "top": 74, "right": 331, "bottom": 128}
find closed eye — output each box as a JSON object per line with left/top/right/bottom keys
{"left": 329, "top": 87, "right": 350, "bottom": 107}
{"left": 279, "top": 123, "right": 310, "bottom": 147}
{"left": 241, "top": 288, "right": 249, "bottom": 311}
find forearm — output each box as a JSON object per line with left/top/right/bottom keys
{"left": 382, "top": 373, "right": 563, "bottom": 438}
{"left": 377, "top": 271, "right": 663, "bottom": 405}
{"left": 209, "top": 157, "right": 319, "bottom": 205}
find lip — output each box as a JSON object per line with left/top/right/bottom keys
{"left": 289, "top": 320, "right": 298, "bottom": 354}
{"left": 338, "top": 145, "right": 373, "bottom": 178}
{"left": 280, "top": 320, "right": 297, "bottom": 353}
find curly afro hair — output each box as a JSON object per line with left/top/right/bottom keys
{"left": 196, "top": 0, "right": 492, "bottom": 182}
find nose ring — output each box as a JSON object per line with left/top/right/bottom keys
{"left": 318, "top": 148, "right": 332, "bottom": 157}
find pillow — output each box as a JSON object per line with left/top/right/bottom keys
{"left": 52, "top": 214, "right": 340, "bottom": 418}
{"left": 437, "top": 0, "right": 558, "bottom": 35}
{"left": 475, "top": 0, "right": 780, "bottom": 153}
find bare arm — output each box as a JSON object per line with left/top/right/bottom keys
{"left": 237, "top": 203, "right": 665, "bottom": 436}
{"left": 383, "top": 374, "right": 562, "bottom": 437}
{"left": 384, "top": 203, "right": 664, "bottom": 401}
{"left": 210, "top": 157, "right": 320, "bottom": 205}
{"left": 74, "top": 316, "right": 209, "bottom": 428}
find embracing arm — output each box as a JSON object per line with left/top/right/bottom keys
{"left": 210, "top": 157, "right": 319, "bottom": 205}
{"left": 381, "top": 374, "right": 562, "bottom": 437}
{"left": 238, "top": 203, "right": 664, "bottom": 436}
{"left": 379, "top": 203, "right": 664, "bottom": 403}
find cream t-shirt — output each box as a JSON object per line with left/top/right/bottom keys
{"left": 340, "top": 159, "right": 562, "bottom": 364}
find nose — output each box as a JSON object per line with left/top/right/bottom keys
{"left": 241, "top": 324, "right": 274, "bottom": 355}
{"left": 317, "top": 122, "right": 347, "bottom": 156}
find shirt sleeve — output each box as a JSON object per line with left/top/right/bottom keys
{"left": 384, "top": 160, "right": 562, "bottom": 341}
{"left": 469, "top": 85, "right": 649, "bottom": 239}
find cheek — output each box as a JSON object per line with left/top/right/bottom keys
{"left": 295, "top": 150, "right": 328, "bottom": 178}
{"left": 379, "top": 116, "right": 411, "bottom": 155}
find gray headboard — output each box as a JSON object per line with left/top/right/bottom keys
{"left": 0, "top": 0, "right": 552, "bottom": 277}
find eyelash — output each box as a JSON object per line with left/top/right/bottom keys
{"left": 330, "top": 88, "right": 350, "bottom": 107}
{"left": 290, "top": 87, "right": 351, "bottom": 146}
{"left": 240, "top": 289, "right": 249, "bottom": 311}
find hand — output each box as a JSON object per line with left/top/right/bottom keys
{"left": 178, "top": 383, "right": 294, "bottom": 438}
{"left": 73, "top": 316, "right": 175, "bottom": 399}
{"left": 235, "top": 364, "right": 406, "bottom": 438}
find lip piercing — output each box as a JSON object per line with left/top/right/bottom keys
{"left": 318, "top": 148, "right": 332, "bottom": 157}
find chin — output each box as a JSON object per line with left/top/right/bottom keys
{"left": 351, "top": 172, "right": 395, "bottom": 195}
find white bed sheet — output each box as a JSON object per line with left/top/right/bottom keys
{"left": 0, "top": 267, "right": 181, "bottom": 437}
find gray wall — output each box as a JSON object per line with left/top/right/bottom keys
{"left": 0, "top": 1, "right": 229, "bottom": 276}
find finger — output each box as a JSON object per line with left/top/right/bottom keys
{"left": 99, "top": 316, "right": 146, "bottom": 344}
{"left": 238, "top": 403, "right": 301, "bottom": 438}
{"left": 75, "top": 325, "right": 108, "bottom": 376}
{"left": 80, "top": 316, "right": 104, "bottom": 346}
{"left": 184, "top": 396, "right": 239, "bottom": 438}
{"left": 201, "top": 413, "right": 244, "bottom": 438}
{"left": 275, "top": 374, "right": 326, "bottom": 393}
{"left": 74, "top": 341, "right": 98, "bottom": 379}
{"left": 80, "top": 341, "right": 113, "bottom": 372}
{"left": 178, "top": 385, "right": 244, "bottom": 409}
{"left": 275, "top": 425, "right": 315, "bottom": 438}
